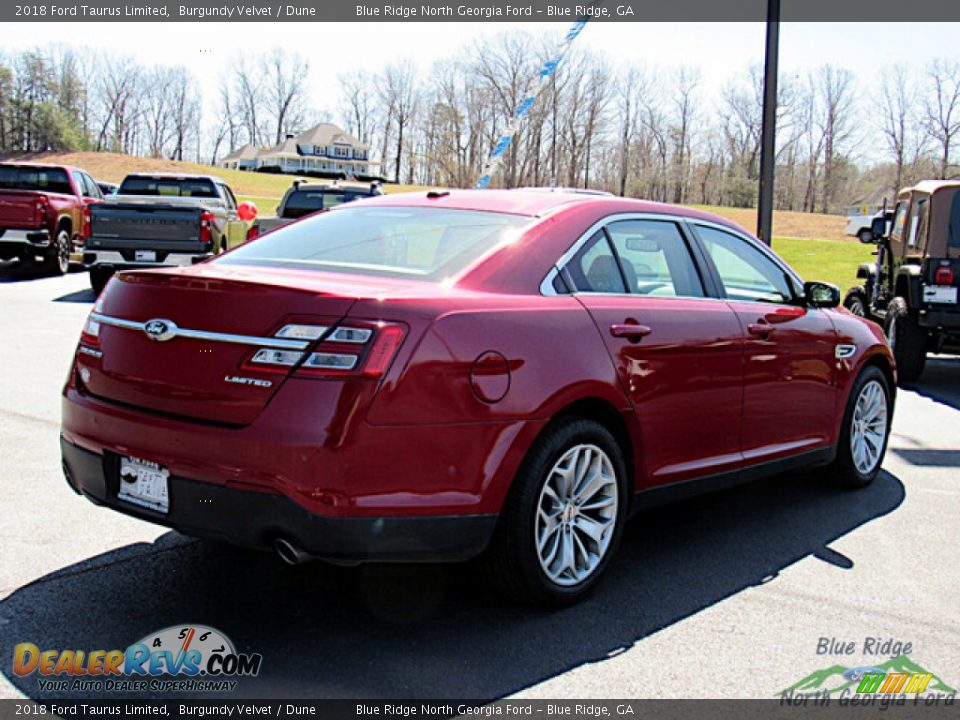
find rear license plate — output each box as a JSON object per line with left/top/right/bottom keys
{"left": 924, "top": 286, "right": 958, "bottom": 304}
{"left": 118, "top": 456, "right": 169, "bottom": 514}
{"left": 135, "top": 250, "right": 156, "bottom": 262}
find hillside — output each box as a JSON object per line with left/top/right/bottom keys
{"left": 3, "top": 152, "right": 852, "bottom": 242}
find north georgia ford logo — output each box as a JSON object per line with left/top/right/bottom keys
{"left": 143, "top": 318, "right": 178, "bottom": 342}
{"left": 13, "top": 624, "right": 262, "bottom": 686}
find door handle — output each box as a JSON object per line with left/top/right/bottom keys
{"left": 747, "top": 322, "right": 775, "bottom": 337}
{"left": 610, "top": 323, "right": 652, "bottom": 342}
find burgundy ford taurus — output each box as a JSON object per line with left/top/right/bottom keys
{"left": 61, "top": 189, "right": 895, "bottom": 604}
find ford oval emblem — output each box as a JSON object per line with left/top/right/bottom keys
{"left": 143, "top": 318, "right": 178, "bottom": 342}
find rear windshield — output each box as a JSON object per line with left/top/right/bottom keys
{"left": 217, "top": 206, "right": 532, "bottom": 281}
{"left": 0, "top": 166, "right": 72, "bottom": 194}
{"left": 119, "top": 177, "right": 217, "bottom": 198}
{"left": 283, "top": 190, "right": 371, "bottom": 218}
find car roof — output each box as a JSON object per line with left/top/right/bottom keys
{"left": 353, "top": 188, "right": 745, "bottom": 227}
{"left": 902, "top": 180, "right": 960, "bottom": 196}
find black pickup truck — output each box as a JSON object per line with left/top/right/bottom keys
{"left": 84, "top": 173, "right": 256, "bottom": 293}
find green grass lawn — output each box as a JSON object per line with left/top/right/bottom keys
{"left": 771, "top": 236, "right": 873, "bottom": 292}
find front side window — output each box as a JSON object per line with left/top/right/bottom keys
{"left": 218, "top": 206, "right": 531, "bottom": 281}
{"left": 605, "top": 220, "right": 704, "bottom": 298}
{"left": 696, "top": 225, "right": 794, "bottom": 304}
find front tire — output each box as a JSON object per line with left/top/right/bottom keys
{"left": 857, "top": 229, "right": 874, "bottom": 244}
{"left": 884, "top": 296, "right": 927, "bottom": 383}
{"left": 825, "top": 366, "right": 892, "bottom": 489}
{"left": 483, "top": 418, "right": 628, "bottom": 607}
{"left": 843, "top": 286, "right": 871, "bottom": 320}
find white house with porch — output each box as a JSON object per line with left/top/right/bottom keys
{"left": 219, "top": 123, "right": 378, "bottom": 179}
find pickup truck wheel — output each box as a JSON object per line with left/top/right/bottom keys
{"left": 89, "top": 267, "right": 112, "bottom": 295}
{"left": 843, "top": 286, "right": 871, "bottom": 320}
{"left": 482, "top": 418, "right": 627, "bottom": 607}
{"left": 857, "top": 229, "right": 874, "bottom": 244}
{"left": 47, "top": 229, "right": 71, "bottom": 276}
{"left": 824, "top": 366, "right": 891, "bottom": 488}
{"left": 884, "top": 297, "right": 927, "bottom": 383}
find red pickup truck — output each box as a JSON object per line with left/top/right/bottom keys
{"left": 0, "top": 162, "right": 103, "bottom": 275}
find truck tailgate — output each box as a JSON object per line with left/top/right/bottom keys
{"left": 88, "top": 204, "right": 205, "bottom": 251}
{"left": 0, "top": 191, "right": 42, "bottom": 229}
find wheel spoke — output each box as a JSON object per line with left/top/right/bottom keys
{"left": 574, "top": 515, "right": 608, "bottom": 544}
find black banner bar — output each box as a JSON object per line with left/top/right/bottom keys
{"left": 4, "top": 0, "right": 960, "bottom": 23}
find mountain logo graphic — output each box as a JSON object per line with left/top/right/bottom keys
{"left": 780, "top": 656, "right": 956, "bottom": 697}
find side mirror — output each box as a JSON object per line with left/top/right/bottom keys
{"left": 804, "top": 281, "right": 841, "bottom": 309}
{"left": 869, "top": 216, "right": 886, "bottom": 240}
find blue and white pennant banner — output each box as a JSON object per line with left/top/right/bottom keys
{"left": 474, "top": 3, "right": 601, "bottom": 189}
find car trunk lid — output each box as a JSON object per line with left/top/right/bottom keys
{"left": 80, "top": 265, "right": 368, "bottom": 425}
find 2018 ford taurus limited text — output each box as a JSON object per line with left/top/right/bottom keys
{"left": 61, "top": 189, "right": 896, "bottom": 605}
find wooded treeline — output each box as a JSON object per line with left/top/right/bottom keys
{"left": 2, "top": 35, "right": 958, "bottom": 213}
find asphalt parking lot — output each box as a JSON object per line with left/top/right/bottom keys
{"left": 0, "top": 269, "right": 957, "bottom": 700}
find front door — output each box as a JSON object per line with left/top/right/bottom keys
{"left": 692, "top": 223, "right": 839, "bottom": 464}
{"left": 564, "top": 218, "right": 745, "bottom": 488}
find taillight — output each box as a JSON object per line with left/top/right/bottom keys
{"left": 935, "top": 263, "right": 954, "bottom": 285}
{"left": 35, "top": 196, "right": 49, "bottom": 225}
{"left": 245, "top": 322, "right": 405, "bottom": 378}
{"left": 82, "top": 205, "right": 92, "bottom": 239}
{"left": 246, "top": 223, "right": 260, "bottom": 242}
{"left": 200, "top": 210, "right": 214, "bottom": 246}
{"left": 80, "top": 314, "right": 101, "bottom": 346}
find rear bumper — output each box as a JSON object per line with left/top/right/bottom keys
{"left": 84, "top": 250, "right": 213, "bottom": 270}
{"left": 0, "top": 228, "right": 53, "bottom": 261}
{"left": 61, "top": 437, "right": 497, "bottom": 562}
{"left": 920, "top": 308, "right": 960, "bottom": 331}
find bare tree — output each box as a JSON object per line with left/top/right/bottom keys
{"left": 263, "top": 49, "right": 309, "bottom": 145}
{"left": 879, "top": 64, "right": 924, "bottom": 197}
{"left": 816, "top": 65, "right": 857, "bottom": 213}
{"left": 924, "top": 58, "right": 960, "bottom": 179}
{"left": 669, "top": 66, "right": 700, "bottom": 203}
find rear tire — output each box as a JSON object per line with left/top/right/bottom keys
{"left": 46, "top": 229, "right": 71, "bottom": 276}
{"left": 843, "top": 286, "right": 871, "bottom": 320}
{"left": 884, "top": 297, "right": 927, "bottom": 383}
{"left": 89, "top": 267, "right": 112, "bottom": 295}
{"left": 824, "top": 366, "right": 891, "bottom": 489}
{"left": 482, "top": 417, "right": 628, "bottom": 607}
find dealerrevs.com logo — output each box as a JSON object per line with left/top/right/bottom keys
{"left": 13, "top": 624, "right": 262, "bottom": 693}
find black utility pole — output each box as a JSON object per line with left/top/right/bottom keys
{"left": 757, "top": 0, "right": 781, "bottom": 246}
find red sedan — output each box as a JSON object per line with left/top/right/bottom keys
{"left": 61, "top": 189, "right": 895, "bottom": 605}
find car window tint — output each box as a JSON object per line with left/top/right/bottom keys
{"left": 950, "top": 191, "right": 960, "bottom": 250}
{"left": 697, "top": 225, "right": 793, "bottom": 304}
{"left": 565, "top": 231, "right": 626, "bottom": 294}
{"left": 0, "top": 166, "right": 72, "bottom": 194}
{"left": 285, "top": 190, "right": 367, "bottom": 218}
{"left": 605, "top": 220, "right": 704, "bottom": 298}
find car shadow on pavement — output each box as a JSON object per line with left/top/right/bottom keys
{"left": 0, "top": 469, "right": 904, "bottom": 700}
{"left": 52, "top": 288, "right": 96, "bottom": 304}
{"left": 911, "top": 356, "right": 960, "bottom": 412}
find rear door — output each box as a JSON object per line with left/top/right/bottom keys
{"left": 559, "top": 216, "right": 745, "bottom": 488}
{"left": 690, "top": 222, "right": 839, "bottom": 464}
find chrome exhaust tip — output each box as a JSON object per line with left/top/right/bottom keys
{"left": 274, "top": 537, "right": 311, "bottom": 566}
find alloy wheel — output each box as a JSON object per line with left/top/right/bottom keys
{"left": 850, "top": 380, "right": 888, "bottom": 475}
{"left": 535, "top": 443, "right": 618, "bottom": 587}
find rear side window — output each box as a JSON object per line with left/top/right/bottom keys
{"left": 0, "top": 166, "right": 72, "bottom": 194}
{"left": 950, "top": 191, "right": 960, "bottom": 250}
{"left": 284, "top": 190, "right": 368, "bottom": 218}
{"left": 606, "top": 220, "right": 704, "bottom": 297}
{"left": 218, "top": 206, "right": 532, "bottom": 281}
{"left": 119, "top": 177, "right": 217, "bottom": 198}
{"left": 564, "top": 231, "right": 627, "bottom": 294}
